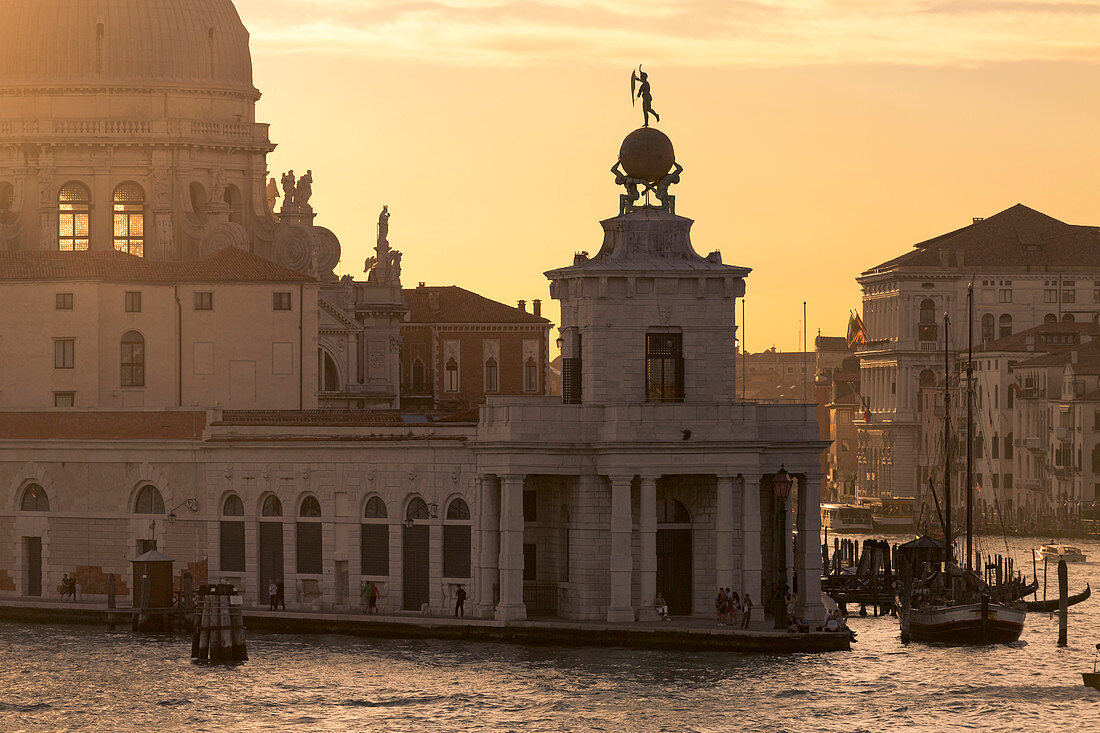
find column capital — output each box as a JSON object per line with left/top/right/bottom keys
{"left": 499, "top": 473, "right": 525, "bottom": 486}
{"left": 606, "top": 474, "right": 636, "bottom": 487}
{"left": 638, "top": 475, "right": 659, "bottom": 486}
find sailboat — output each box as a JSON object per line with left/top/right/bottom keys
{"left": 900, "top": 285, "right": 1027, "bottom": 645}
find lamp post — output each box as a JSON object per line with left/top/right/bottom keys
{"left": 772, "top": 465, "right": 794, "bottom": 629}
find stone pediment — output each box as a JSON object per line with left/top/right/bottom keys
{"left": 319, "top": 297, "right": 360, "bottom": 331}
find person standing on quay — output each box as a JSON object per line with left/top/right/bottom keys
{"left": 369, "top": 582, "right": 380, "bottom": 614}
{"left": 268, "top": 580, "right": 278, "bottom": 611}
{"left": 455, "top": 585, "right": 467, "bottom": 617}
{"left": 360, "top": 580, "right": 370, "bottom": 613}
{"left": 741, "top": 594, "right": 753, "bottom": 629}
{"left": 276, "top": 578, "right": 286, "bottom": 610}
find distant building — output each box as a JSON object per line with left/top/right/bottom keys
{"left": 741, "top": 348, "right": 812, "bottom": 401}
{"left": 856, "top": 204, "right": 1100, "bottom": 504}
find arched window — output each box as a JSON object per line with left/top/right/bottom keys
{"left": 999, "top": 314, "right": 1013, "bottom": 338}
{"left": 918, "top": 369, "right": 935, "bottom": 412}
{"left": 443, "top": 498, "right": 471, "bottom": 577}
{"left": 484, "top": 357, "right": 498, "bottom": 392}
{"left": 524, "top": 357, "right": 538, "bottom": 392}
{"left": 1063, "top": 313, "right": 1076, "bottom": 323}
{"left": 222, "top": 494, "right": 244, "bottom": 516}
{"left": 121, "top": 330, "right": 145, "bottom": 387}
{"left": 319, "top": 349, "right": 339, "bottom": 392}
{"left": 189, "top": 182, "right": 209, "bottom": 224}
{"left": 58, "top": 182, "right": 91, "bottom": 251}
{"left": 221, "top": 494, "right": 245, "bottom": 572}
{"left": 918, "top": 299, "right": 937, "bottom": 341}
{"left": 981, "top": 314, "right": 995, "bottom": 343}
{"left": 224, "top": 184, "right": 243, "bottom": 225}
{"left": 297, "top": 495, "right": 322, "bottom": 574}
{"left": 113, "top": 182, "right": 144, "bottom": 257}
{"left": 656, "top": 498, "right": 691, "bottom": 524}
{"left": 134, "top": 484, "right": 165, "bottom": 514}
{"left": 411, "top": 358, "right": 426, "bottom": 393}
{"left": 1045, "top": 313, "right": 1058, "bottom": 324}
{"left": 299, "top": 496, "right": 322, "bottom": 517}
{"left": 20, "top": 483, "right": 49, "bottom": 512}
{"left": 261, "top": 495, "right": 283, "bottom": 517}
{"left": 446, "top": 498, "right": 470, "bottom": 520}
{"left": 406, "top": 497, "right": 430, "bottom": 520}
{"left": 364, "top": 496, "right": 387, "bottom": 519}
{"left": 444, "top": 358, "right": 459, "bottom": 393}
{"left": 362, "top": 497, "right": 389, "bottom": 576}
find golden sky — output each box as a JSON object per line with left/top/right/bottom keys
{"left": 237, "top": 0, "right": 1100, "bottom": 352}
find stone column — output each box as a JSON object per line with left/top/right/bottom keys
{"left": 606, "top": 475, "right": 635, "bottom": 623}
{"left": 795, "top": 473, "right": 825, "bottom": 625}
{"left": 740, "top": 475, "right": 762, "bottom": 617}
{"left": 637, "top": 476, "right": 658, "bottom": 621}
{"left": 715, "top": 476, "right": 736, "bottom": 592}
{"left": 495, "top": 474, "right": 526, "bottom": 621}
{"left": 475, "top": 476, "right": 499, "bottom": 618}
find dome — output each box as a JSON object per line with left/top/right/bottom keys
{"left": 0, "top": 0, "right": 255, "bottom": 95}
{"left": 619, "top": 128, "right": 675, "bottom": 183}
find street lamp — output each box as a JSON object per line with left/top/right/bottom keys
{"left": 772, "top": 465, "right": 794, "bottom": 629}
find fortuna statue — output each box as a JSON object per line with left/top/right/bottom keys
{"left": 631, "top": 66, "right": 660, "bottom": 127}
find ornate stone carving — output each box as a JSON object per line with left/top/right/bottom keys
{"left": 152, "top": 167, "right": 171, "bottom": 209}
{"left": 155, "top": 215, "right": 174, "bottom": 259}
{"left": 202, "top": 222, "right": 248, "bottom": 257}
{"left": 36, "top": 167, "right": 53, "bottom": 206}
{"left": 266, "top": 177, "right": 279, "bottom": 212}
{"left": 211, "top": 166, "right": 227, "bottom": 202}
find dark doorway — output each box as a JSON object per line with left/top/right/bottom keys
{"left": 24, "top": 537, "right": 41, "bottom": 597}
{"left": 403, "top": 524, "right": 430, "bottom": 611}
{"left": 259, "top": 522, "right": 284, "bottom": 599}
{"left": 657, "top": 528, "right": 692, "bottom": 615}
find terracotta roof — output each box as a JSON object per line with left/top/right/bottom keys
{"left": 864, "top": 204, "right": 1100, "bottom": 275}
{"left": 0, "top": 411, "right": 207, "bottom": 440}
{"left": 0, "top": 248, "right": 312, "bottom": 283}
{"left": 212, "top": 410, "right": 478, "bottom": 426}
{"left": 403, "top": 286, "right": 550, "bottom": 325}
{"left": 976, "top": 322, "right": 1100, "bottom": 354}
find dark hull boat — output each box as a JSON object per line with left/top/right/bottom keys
{"left": 908, "top": 598, "right": 1025, "bottom": 645}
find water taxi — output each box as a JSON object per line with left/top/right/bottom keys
{"left": 872, "top": 497, "right": 916, "bottom": 532}
{"left": 1038, "top": 544, "right": 1087, "bottom": 563}
{"left": 821, "top": 504, "right": 874, "bottom": 533}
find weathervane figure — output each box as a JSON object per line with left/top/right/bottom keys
{"left": 631, "top": 66, "right": 660, "bottom": 127}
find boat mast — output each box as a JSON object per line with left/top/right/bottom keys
{"left": 966, "top": 282, "right": 974, "bottom": 572}
{"left": 943, "top": 310, "right": 953, "bottom": 567}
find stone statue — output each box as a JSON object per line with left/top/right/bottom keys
{"left": 631, "top": 66, "right": 660, "bottom": 127}
{"left": 152, "top": 167, "right": 171, "bottom": 208}
{"left": 297, "top": 170, "right": 313, "bottom": 206}
{"left": 266, "top": 178, "right": 280, "bottom": 212}
{"left": 211, "top": 166, "right": 227, "bottom": 202}
{"left": 653, "top": 162, "right": 683, "bottom": 214}
{"left": 364, "top": 255, "right": 378, "bottom": 279}
{"left": 281, "top": 170, "right": 296, "bottom": 205}
{"left": 377, "top": 205, "right": 389, "bottom": 243}
{"left": 389, "top": 250, "right": 402, "bottom": 282}
{"left": 611, "top": 162, "right": 647, "bottom": 216}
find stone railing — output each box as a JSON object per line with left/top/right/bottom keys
{"left": 0, "top": 118, "right": 271, "bottom": 146}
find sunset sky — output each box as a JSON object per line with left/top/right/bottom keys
{"left": 236, "top": 0, "right": 1100, "bottom": 352}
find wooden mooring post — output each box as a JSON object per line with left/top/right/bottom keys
{"left": 191, "top": 583, "right": 247, "bottom": 663}
{"left": 1058, "top": 559, "right": 1068, "bottom": 648}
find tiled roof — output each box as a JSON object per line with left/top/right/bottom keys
{"left": 212, "top": 410, "right": 479, "bottom": 426}
{"left": 0, "top": 411, "right": 207, "bottom": 440}
{"left": 0, "top": 248, "right": 312, "bottom": 283}
{"left": 864, "top": 204, "right": 1100, "bottom": 275}
{"left": 976, "top": 322, "right": 1100, "bottom": 354}
{"left": 403, "top": 285, "right": 550, "bottom": 325}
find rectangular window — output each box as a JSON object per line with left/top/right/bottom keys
{"left": 360, "top": 524, "right": 389, "bottom": 576}
{"left": 296, "top": 522, "right": 323, "bottom": 574}
{"left": 523, "top": 361, "right": 539, "bottom": 393}
{"left": 1004, "top": 474, "right": 1013, "bottom": 489}
{"left": 194, "top": 291, "right": 213, "bottom": 311}
{"left": 442, "top": 525, "right": 472, "bottom": 578}
{"left": 1045, "top": 289, "right": 1058, "bottom": 303}
{"left": 54, "top": 339, "right": 74, "bottom": 369}
{"left": 523, "top": 490, "right": 538, "bottom": 522}
{"left": 124, "top": 291, "right": 142, "bottom": 313}
{"left": 55, "top": 293, "right": 73, "bottom": 310}
{"left": 445, "top": 360, "right": 459, "bottom": 392}
{"left": 219, "top": 521, "right": 245, "bottom": 572}
{"left": 998, "top": 289, "right": 1012, "bottom": 303}
{"left": 53, "top": 392, "right": 74, "bottom": 408}
{"left": 272, "top": 292, "right": 292, "bottom": 311}
{"left": 523, "top": 543, "right": 537, "bottom": 581}
{"left": 646, "top": 332, "right": 684, "bottom": 402}
{"left": 1063, "top": 289, "right": 1076, "bottom": 304}
{"left": 484, "top": 359, "right": 499, "bottom": 392}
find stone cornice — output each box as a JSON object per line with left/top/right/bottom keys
{"left": 0, "top": 83, "right": 260, "bottom": 101}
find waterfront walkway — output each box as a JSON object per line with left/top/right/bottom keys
{"left": 0, "top": 598, "right": 850, "bottom": 653}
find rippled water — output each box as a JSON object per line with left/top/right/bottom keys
{"left": 2, "top": 535, "right": 1099, "bottom": 732}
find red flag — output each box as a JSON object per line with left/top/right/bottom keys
{"left": 847, "top": 312, "right": 869, "bottom": 348}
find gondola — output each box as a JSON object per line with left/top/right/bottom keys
{"left": 1025, "top": 584, "right": 1091, "bottom": 613}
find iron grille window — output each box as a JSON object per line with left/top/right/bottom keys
{"left": 562, "top": 357, "right": 581, "bottom": 404}
{"left": 58, "top": 182, "right": 90, "bottom": 251}
{"left": 113, "top": 182, "right": 144, "bottom": 257}
{"left": 53, "top": 392, "right": 74, "bottom": 408}
{"left": 646, "top": 332, "right": 684, "bottom": 402}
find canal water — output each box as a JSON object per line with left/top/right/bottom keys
{"left": 2, "top": 534, "right": 1098, "bottom": 732}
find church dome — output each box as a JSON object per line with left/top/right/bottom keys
{"left": 0, "top": 0, "right": 256, "bottom": 95}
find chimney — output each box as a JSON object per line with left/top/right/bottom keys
{"left": 532, "top": 299, "right": 542, "bottom": 317}
{"left": 417, "top": 281, "right": 426, "bottom": 288}
{"left": 517, "top": 299, "right": 526, "bottom": 313}
{"left": 972, "top": 217, "right": 984, "bottom": 224}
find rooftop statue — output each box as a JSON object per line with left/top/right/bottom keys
{"left": 631, "top": 66, "right": 660, "bottom": 128}
{"left": 266, "top": 178, "right": 280, "bottom": 212}
{"left": 281, "top": 170, "right": 296, "bottom": 205}
{"left": 298, "top": 170, "right": 313, "bottom": 207}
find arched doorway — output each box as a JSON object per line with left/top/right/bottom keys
{"left": 403, "top": 497, "right": 431, "bottom": 611}
{"left": 258, "top": 494, "right": 284, "bottom": 602}
{"left": 656, "top": 498, "right": 693, "bottom": 615}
